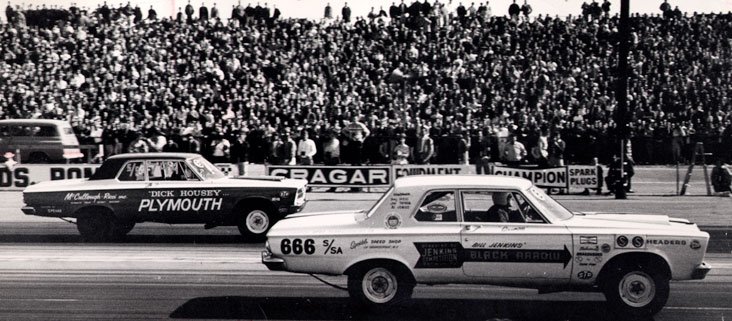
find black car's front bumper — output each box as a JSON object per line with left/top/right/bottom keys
{"left": 261, "top": 250, "right": 286, "bottom": 271}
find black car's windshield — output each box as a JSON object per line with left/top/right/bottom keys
{"left": 186, "top": 157, "right": 226, "bottom": 180}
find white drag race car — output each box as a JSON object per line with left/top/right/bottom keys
{"left": 262, "top": 175, "right": 711, "bottom": 317}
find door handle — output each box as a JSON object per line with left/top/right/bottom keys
{"left": 464, "top": 225, "right": 481, "bottom": 232}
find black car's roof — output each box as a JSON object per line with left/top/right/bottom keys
{"left": 107, "top": 152, "right": 200, "bottom": 160}
{"left": 90, "top": 153, "right": 201, "bottom": 180}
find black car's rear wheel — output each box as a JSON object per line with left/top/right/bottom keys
{"left": 77, "top": 211, "right": 133, "bottom": 242}
{"left": 237, "top": 206, "right": 275, "bottom": 242}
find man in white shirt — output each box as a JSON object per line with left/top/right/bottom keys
{"left": 297, "top": 130, "right": 317, "bottom": 165}
{"left": 503, "top": 135, "right": 527, "bottom": 167}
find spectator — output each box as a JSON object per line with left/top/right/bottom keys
{"left": 324, "top": 2, "right": 332, "bottom": 19}
{"left": 199, "top": 2, "right": 209, "bottom": 22}
{"left": 503, "top": 135, "right": 527, "bottom": 167}
{"left": 185, "top": 0, "right": 194, "bottom": 23}
{"left": 548, "top": 134, "right": 566, "bottom": 167}
{"left": 392, "top": 133, "right": 410, "bottom": 165}
{"left": 280, "top": 129, "right": 297, "bottom": 165}
{"left": 128, "top": 132, "right": 150, "bottom": 153}
{"left": 322, "top": 129, "right": 341, "bottom": 165}
{"left": 414, "top": 126, "right": 435, "bottom": 164}
{"left": 162, "top": 137, "right": 180, "bottom": 152}
{"left": 711, "top": 158, "right": 732, "bottom": 196}
{"left": 147, "top": 5, "right": 157, "bottom": 20}
{"left": 601, "top": 0, "right": 610, "bottom": 16}
{"left": 605, "top": 154, "right": 635, "bottom": 194}
{"left": 508, "top": 0, "right": 520, "bottom": 21}
{"left": 521, "top": 0, "right": 532, "bottom": 20}
{"left": 342, "top": 2, "right": 351, "bottom": 23}
{"left": 297, "top": 130, "right": 317, "bottom": 165}
{"left": 211, "top": 3, "right": 219, "bottom": 19}
{"left": 230, "top": 128, "right": 250, "bottom": 175}
{"left": 458, "top": 131, "right": 471, "bottom": 165}
{"left": 343, "top": 115, "right": 370, "bottom": 165}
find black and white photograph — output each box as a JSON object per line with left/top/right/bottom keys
{"left": 1, "top": 0, "right": 731, "bottom": 320}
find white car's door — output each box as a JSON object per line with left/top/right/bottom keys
{"left": 459, "top": 190, "right": 573, "bottom": 283}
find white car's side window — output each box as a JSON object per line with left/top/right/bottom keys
{"left": 414, "top": 191, "right": 457, "bottom": 222}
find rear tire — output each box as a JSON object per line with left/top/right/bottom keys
{"left": 347, "top": 263, "right": 414, "bottom": 309}
{"left": 77, "top": 212, "right": 131, "bottom": 242}
{"left": 602, "top": 262, "right": 670, "bottom": 318}
{"left": 237, "top": 206, "right": 275, "bottom": 242}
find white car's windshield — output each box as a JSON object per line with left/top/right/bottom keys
{"left": 362, "top": 186, "right": 394, "bottom": 220}
{"left": 185, "top": 157, "right": 226, "bottom": 180}
{"left": 524, "top": 186, "right": 574, "bottom": 221}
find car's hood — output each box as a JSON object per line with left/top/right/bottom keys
{"left": 268, "top": 210, "right": 362, "bottom": 237}
{"left": 565, "top": 212, "right": 702, "bottom": 233}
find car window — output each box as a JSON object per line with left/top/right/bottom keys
{"left": 34, "top": 125, "right": 57, "bottom": 137}
{"left": 147, "top": 160, "right": 198, "bottom": 181}
{"left": 11, "top": 125, "right": 31, "bottom": 136}
{"left": 414, "top": 191, "right": 457, "bottom": 222}
{"left": 462, "top": 190, "right": 535, "bottom": 223}
{"left": 510, "top": 192, "right": 546, "bottom": 223}
{"left": 185, "top": 157, "right": 225, "bottom": 180}
{"left": 117, "top": 161, "right": 146, "bottom": 181}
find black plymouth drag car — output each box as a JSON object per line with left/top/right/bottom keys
{"left": 22, "top": 153, "right": 307, "bottom": 242}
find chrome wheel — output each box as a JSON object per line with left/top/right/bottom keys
{"left": 245, "top": 210, "right": 270, "bottom": 235}
{"left": 618, "top": 271, "right": 656, "bottom": 308}
{"left": 362, "top": 267, "right": 398, "bottom": 304}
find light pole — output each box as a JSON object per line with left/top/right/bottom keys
{"left": 615, "top": 0, "right": 630, "bottom": 199}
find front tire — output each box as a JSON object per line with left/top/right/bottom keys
{"left": 237, "top": 207, "right": 274, "bottom": 242}
{"left": 348, "top": 263, "right": 414, "bottom": 309}
{"left": 602, "top": 263, "right": 670, "bottom": 318}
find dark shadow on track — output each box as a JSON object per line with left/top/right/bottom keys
{"left": 169, "top": 296, "right": 655, "bottom": 321}
{"left": 0, "top": 234, "right": 248, "bottom": 244}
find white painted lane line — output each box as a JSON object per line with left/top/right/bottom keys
{"left": 667, "top": 307, "right": 732, "bottom": 311}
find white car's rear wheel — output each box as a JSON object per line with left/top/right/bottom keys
{"left": 348, "top": 263, "right": 414, "bottom": 308}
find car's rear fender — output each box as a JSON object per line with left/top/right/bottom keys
{"left": 73, "top": 205, "right": 117, "bottom": 219}
{"left": 343, "top": 257, "right": 416, "bottom": 284}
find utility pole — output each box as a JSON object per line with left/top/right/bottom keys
{"left": 615, "top": 0, "right": 630, "bottom": 199}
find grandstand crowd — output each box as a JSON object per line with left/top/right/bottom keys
{"left": 2, "top": 0, "right": 732, "bottom": 168}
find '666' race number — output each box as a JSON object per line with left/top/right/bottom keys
{"left": 281, "top": 238, "right": 315, "bottom": 255}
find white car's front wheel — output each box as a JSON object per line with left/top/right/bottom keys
{"left": 348, "top": 263, "right": 414, "bottom": 308}
{"left": 603, "top": 263, "right": 670, "bottom": 317}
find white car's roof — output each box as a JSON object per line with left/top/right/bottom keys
{"left": 394, "top": 175, "right": 533, "bottom": 190}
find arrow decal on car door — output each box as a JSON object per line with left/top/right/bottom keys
{"left": 414, "top": 242, "right": 572, "bottom": 269}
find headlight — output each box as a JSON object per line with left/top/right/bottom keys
{"left": 265, "top": 240, "right": 271, "bottom": 252}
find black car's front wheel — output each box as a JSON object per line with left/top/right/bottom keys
{"left": 237, "top": 206, "right": 275, "bottom": 242}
